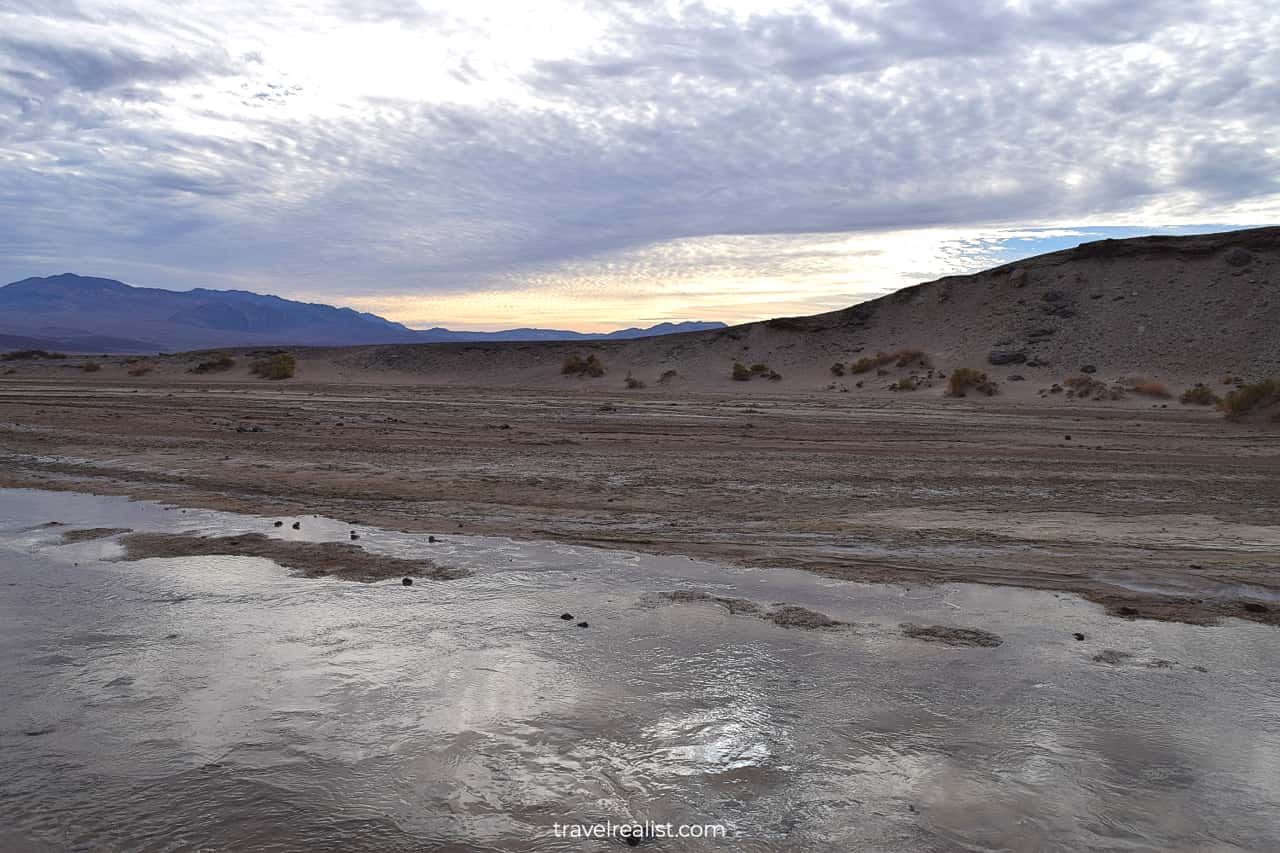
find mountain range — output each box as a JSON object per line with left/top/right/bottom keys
{"left": 0, "top": 274, "right": 724, "bottom": 352}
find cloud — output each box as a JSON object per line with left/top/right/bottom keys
{"left": 0, "top": 0, "right": 1277, "bottom": 326}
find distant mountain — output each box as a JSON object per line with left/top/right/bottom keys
{"left": 0, "top": 274, "right": 725, "bottom": 352}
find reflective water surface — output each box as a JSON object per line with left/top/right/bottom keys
{"left": 1, "top": 488, "right": 1278, "bottom": 851}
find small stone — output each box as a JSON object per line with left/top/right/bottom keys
{"left": 1065, "top": 435, "right": 1071, "bottom": 440}
{"left": 1080, "top": 365, "right": 1097, "bottom": 374}
{"left": 350, "top": 531, "right": 360, "bottom": 540}
{"left": 1073, "top": 632, "right": 1085, "bottom": 641}
{"left": 576, "top": 621, "right": 589, "bottom": 628}
{"left": 291, "top": 522, "right": 300, "bottom": 530}
{"left": 402, "top": 577, "right": 413, "bottom": 586}
{"left": 273, "top": 521, "right": 283, "bottom": 527}
{"left": 560, "top": 613, "right": 574, "bottom": 620}
{"left": 428, "top": 535, "right": 438, "bottom": 543}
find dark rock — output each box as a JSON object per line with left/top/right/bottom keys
{"left": 1025, "top": 357, "right": 1050, "bottom": 368}
{"left": 1008, "top": 374, "right": 1025, "bottom": 381}
{"left": 291, "top": 521, "right": 300, "bottom": 530}
{"left": 1042, "top": 290, "right": 1068, "bottom": 303}
{"left": 1026, "top": 327, "right": 1056, "bottom": 339}
{"left": 1242, "top": 601, "right": 1268, "bottom": 614}
{"left": 560, "top": 613, "right": 574, "bottom": 620}
{"left": 1008, "top": 267, "right": 1029, "bottom": 288}
{"left": 987, "top": 350, "right": 1027, "bottom": 365}
{"left": 576, "top": 621, "right": 589, "bottom": 628}
{"left": 428, "top": 536, "right": 439, "bottom": 543}
{"left": 1073, "top": 632, "right": 1085, "bottom": 641}
{"left": 1224, "top": 247, "right": 1253, "bottom": 267}
{"left": 1065, "top": 435, "right": 1071, "bottom": 440}
{"left": 350, "top": 531, "right": 360, "bottom": 540}
{"left": 402, "top": 577, "right": 413, "bottom": 586}
{"left": 273, "top": 521, "right": 283, "bottom": 527}
{"left": 1079, "top": 364, "right": 1098, "bottom": 374}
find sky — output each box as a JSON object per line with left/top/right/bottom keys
{"left": 1, "top": 0, "right": 1277, "bottom": 331}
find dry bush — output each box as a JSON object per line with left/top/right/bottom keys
{"left": 127, "top": 363, "right": 154, "bottom": 377}
{"left": 1129, "top": 379, "right": 1172, "bottom": 399}
{"left": 849, "top": 348, "right": 930, "bottom": 374}
{"left": 250, "top": 352, "right": 296, "bottom": 380}
{"left": 947, "top": 367, "right": 997, "bottom": 397}
{"left": 191, "top": 353, "right": 235, "bottom": 374}
{"left": 1064, "top": 374, "right": 1125, "bottom": 401}
{"left": 81, "top": 361, "right": 101, "bottom": 373}
{"left": 830, "top": 362, "right": 846, "bottom": 377}
{"left": 891, "top": 376, "right": 921, "bottom": 391}
{"left": 1221, "top": 379, "right": 1280, "bottom": 419}
{"left": 657, "top": 369, "right": 679, "bottom": 385}
{"left": 624, "top": 372, "right": 646, "bottom": 389}
{"left": 3, "top": 349, "right": 66, "bottom": 360}
{"left": 749, "top": 362, "right": 770, "bottom": 376}
{"left": 561, "top": 353, "right": 606, "bottom": 377}
{"left": 1179, "top": 384, "right": 1220, "bottom": 406}
{"left": 731, "top": 362, "right": 751, "bottom": 381}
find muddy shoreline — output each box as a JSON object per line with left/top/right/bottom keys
{"left": 2, "top": 380, "right": 1278, "bottom": 627}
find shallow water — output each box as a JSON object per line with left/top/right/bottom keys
{"left": 1, "top": 488, "right": 1278, "bottom": 851}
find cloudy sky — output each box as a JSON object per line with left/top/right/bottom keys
{"left": 1, "top": 0, "right": 1276, "bottom": 330}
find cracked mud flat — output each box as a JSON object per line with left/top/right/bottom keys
{"left": 1, "top": 382, "right": 1278, "bottom": 628}
{"left": 2, "top": 488, "right": 1279, "bottom": 851}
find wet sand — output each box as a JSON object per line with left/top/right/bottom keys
{"left": 1, "top": 379, "right": 1278, "bottom": 627}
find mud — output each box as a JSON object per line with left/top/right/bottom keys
{"left": 118, "top": 532, "right": 466, "bottom": 581}
{"left": 60, "top": 527, "right": 131, "bottom": 543}
{"left": 901, "top": 623, "right": 1004, "bottom": 647}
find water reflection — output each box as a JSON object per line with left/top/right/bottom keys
{"left": 0, "top": 488, "right": 1278, "bottom": 851}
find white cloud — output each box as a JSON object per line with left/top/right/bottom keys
{"left": 1, "top": 0, "right": 1277, "bottom": 327}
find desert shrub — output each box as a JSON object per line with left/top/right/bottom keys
{"left": 849, "top": 348, "right": 929, "bottom": 374}
{"left": 1221, "top": 379, "right": 1280, "bottom": 418}
{"left": 624, "top": 372, "right": 646, "bottom": 389}
{"left": 657, "top": 369, "right": 679, "bottom": 385}
{"left": 891, "top": 376, "right": 920, "bottom": 391}
{"left": 830, "top": 362, "right": 846, "bottom": 376}
{"left": 767, "top": 370, "right": 782, "bottom": 381}
{"left": 250, "top": 352, "right": 296, "bottom": 380}
{"left": 1179, "top": 384, "right": 1219, "bottom": 406}
{"left": 731, "top": 362, "right": 751, "bottom": 381}
{"left": 191, "top": 353, "right": 236, "bottom": 374}
{"left": 2, "top": 349, "right": 66, "bottom": 360}
{"left": 1063, "top": 374, "right": 1125, "bottom": 400}
{"left": 127, "top": 363, "right": 154, "bottom": 377}
{"left": 81, "top": 361, "right": 101, "bottom": 372}
{"left": 947, "top": 367, "right": 997, "bottom": 397}
{"left": 1129, "top": 379, "right": 1171, "bottom": 399}
{"left": 749, "top": 362, "right": 770, "bottom": 376}
{"left": 561, "top": 353, "right": 606, "bottom": 378}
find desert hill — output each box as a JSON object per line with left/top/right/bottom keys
{"left": 313, "top": 226, "right": 1280, "bottom": 391}
{"left": 4, "top": 228, "right": 1278, "bottom": 405}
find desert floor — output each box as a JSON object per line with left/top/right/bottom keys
{"left": 1, "top": 378, "right": 1277, "bottom": 627}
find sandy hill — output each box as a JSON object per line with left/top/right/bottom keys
{"left": 5, "top": 227, "right": 1278, "bottom": 402}
{"left": 309, "top": 226, "right": 1279, "bottom": 390}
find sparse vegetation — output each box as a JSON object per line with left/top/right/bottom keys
{"left": 657, "top": 369, "right": 680, "bottom": 385}
{"left": 2, "top": 349, "right": 66, "bottom": 361}
{"left": 732, "top": 362, "right": 780, "bottom": 381}
{"left": 1063, "top": 375, "right": 1124, "bottom": 401}
{"left": 81, "top": 361, "right": 101, "bottom": 373}
{"left": 830, "top": 362, "right": 846, "bottom": 376}
{"left": 561, "top": 353, "right": 606, "bottom": 378}
{"left": 1128, "top": 379, "right": 1172, "bottom": 399}
{"left": 947, "top": 367, "right": 998, "bottom": 397}
{"left": 848, "top": 348, "right": 930, "bottom": 374}
{"left": 250, "top": 352, "right": 296, "bottom": 380}
{"left": 127, "top": 362, "right": 154, "bottom": 377}
{"left": 191, "top": 353, "right": 236, "bottom": 374}
{"left": 1221, "top": 379, "right": 1280, "bottom": 419}
{"left": 890, "top": 376, "right": 921, "bottom": 391}
{"left": 624, "top": 372, "right": 646, "bottom": 389}
{"left": 1179, "top": 384, "right": 1220, "bottom": 406}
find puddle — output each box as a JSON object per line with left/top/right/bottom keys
{"left": 1, "top": 488, "right": 1279, "bottom": 851}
